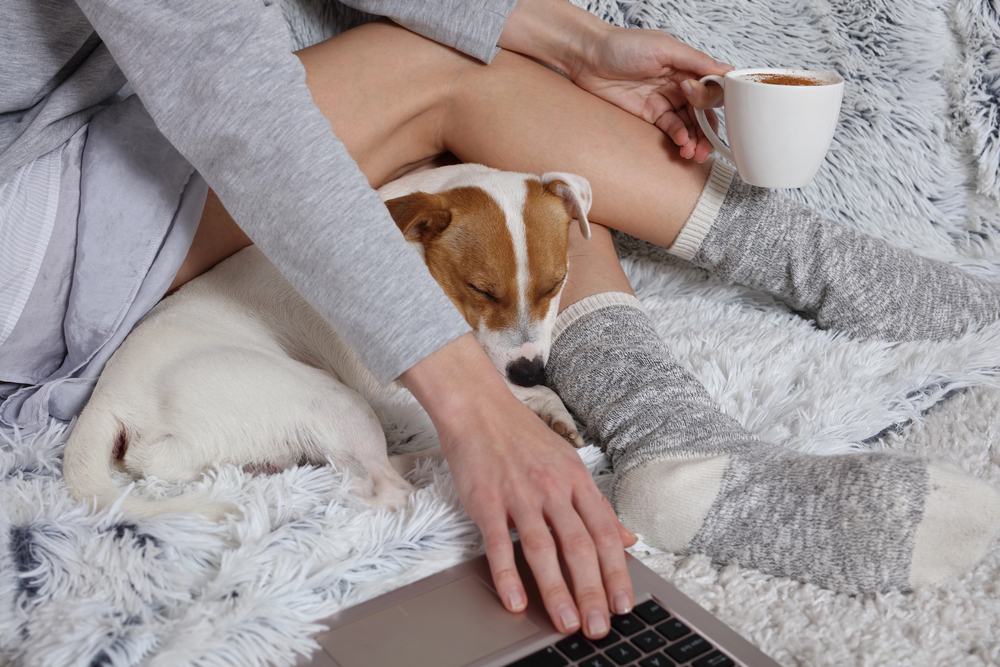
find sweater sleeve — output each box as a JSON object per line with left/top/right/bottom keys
{"left": 72, "top": 0, "right": 472, "bottom": 384}
{"left": 337, "top": 0, "right": 519, "bottom": 63}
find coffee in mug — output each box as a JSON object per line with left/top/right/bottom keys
{"left": 740, "top": 72, "right": 827, "bottom": 86}
{"left": 693, "top": 68, "right": 844, "bottom": 188}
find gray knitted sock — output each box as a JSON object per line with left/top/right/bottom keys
{"left": 670, "top": 161, "right": 1000, "bottom": 341}
{"left": 548, "top": 293, "right": 1000, "bottom": 594}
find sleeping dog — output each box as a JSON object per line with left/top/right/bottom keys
{"left": 63, "top": 164, "right": 592, "bottom": 519}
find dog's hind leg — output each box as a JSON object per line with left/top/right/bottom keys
{"left": 259, "top": 363, "right": 417, "bottom": 511}
{"left": 116, "top": 344, "right": 416, "bottom": 513}
{"left": 301, "top": 399, "right": 418, "bottom": 512}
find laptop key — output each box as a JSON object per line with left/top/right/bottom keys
{"left": 555, "top": 634, "right": 594, "bottom": 661}
{"left": 665, "top": 633, "right": 712, "bottom": 663}
{"left": 507, "top": 645, "right": 568, "bottom": 667}
{"left": 639, "top": 653, "right": 677, "bottom": 667}
{"left": 654, "top": 619, "right": 690, "bottom": 641}
{"left": 590, "top": 630, "right": 622, "bottom": 649}
{"left": 631, "top": 629, "right": 667, "bottom": 653}
{"left": 610, "top": 612, "right": 646, "bottom": 636}
{"left": 692, "top": 650, "right": 735, "bottom": 667}
{"left": 578, "top": 655, "right": 616, "bottom": 667}
{"left": 633, "top": 600, "right": 670, "bottom": 625}
{"left": 606, "top": 641, "right": 642, "bottom": 665}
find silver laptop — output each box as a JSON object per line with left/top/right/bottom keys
{"left": 295, "top": 541, "right": 780, "bottom": 667}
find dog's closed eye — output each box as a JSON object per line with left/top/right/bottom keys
{"left": 540, "top": 274, "right": 567, "bottom": 298}
{"left": 467, "top": 282, "right": 499, "bottom": 302}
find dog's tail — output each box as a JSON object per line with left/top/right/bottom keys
{"left": 63, "top": 402, "right": 238, "bottom": 521}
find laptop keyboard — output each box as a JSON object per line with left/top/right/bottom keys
{"left": 506, "top": 600, "right": 736, "bottom": 667}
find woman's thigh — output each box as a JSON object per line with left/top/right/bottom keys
{"left": 296, "top": 19, "right": 711, "bottom": 246}
{"left": 294, "top": 19, "right": 476, "bottom": 187}
{"left": 175, "top": 18, "right": 713, "bottom": 292}
{"left": 171, "top": 20, "right": 472, "bottom": 293}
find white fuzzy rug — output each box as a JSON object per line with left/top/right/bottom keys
{"left": 2, "top": 1, "right": 999, "bottom": 666}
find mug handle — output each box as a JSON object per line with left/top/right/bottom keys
{"left": 693, "top": 75, "right": 734, "bottom": 165}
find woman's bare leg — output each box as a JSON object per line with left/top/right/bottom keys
{"left": 169, "top": 20, "right": 710, "bottom": 294}
{"left": 300, "top": 20, "right": 712, "bottom": 246}
{"left": 562, "top": 223, "right": 634, "bottom": 309}
{"left": 167, "top": 189, "right": 251, "bottom": 293}
{"left": 445, "top": 51, "right": 712, "bottom": 250}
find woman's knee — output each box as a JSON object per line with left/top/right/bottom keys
{"left": 295, "top": 20, "right": 477, "bottom": 186}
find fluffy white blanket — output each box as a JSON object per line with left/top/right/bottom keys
{"left": 2, "top": 1, "right": 998, "bottom": 665}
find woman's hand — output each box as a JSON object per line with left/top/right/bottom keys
{"left": 499, "top": 0, "right": 729, "bottom": 162}
{"left": 569, "top": 28, "right": 728, "bottom": 162}
{"left": 400, "top": 334, "right": 637, "bottom": 639}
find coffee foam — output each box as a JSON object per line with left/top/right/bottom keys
{"left": 737, "top": 72, "right": 835, "bottom": 86}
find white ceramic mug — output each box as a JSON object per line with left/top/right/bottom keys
{"left": 694, "top": 68, "right": 844, "bottom": 188}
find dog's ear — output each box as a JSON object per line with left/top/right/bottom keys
{"left": 385, "top": 192, "right": 453, "bottom": 243}
{"left": 541, "top": 172, "right": 592, "bottom": 240}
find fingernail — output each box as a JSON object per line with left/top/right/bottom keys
{"left": 719, "top": 62, "right": 736, "bottom": 71}
{"left": 559, "top": 604, "right": 580, "bottom": 632}
{"left": 508, "top": 588, "right": 526, "bottom": 612}
{"left": 612, "top": 590, "right": 632, "bottom": 615}
{"left": 586, "top": 610, "right": 608, "bottom": 637}
{"left": 681, "top": 80, "right": 694, "bottom": 95}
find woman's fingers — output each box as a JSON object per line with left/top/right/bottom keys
{"left": 657, "top": 107, "right": 709, "bottom": 161}
{"left": 514, "top": 506, "right": 585, "bottom": 635}
{"left": 475, "top": 429, "right": 630, "bottom": 639}
{"left": 578, "top": 491, "right": 635, "bottom": 615}
{"left": 658, "top": 111, "right": 694, "bottom": 154}
{"left": 682, "top": 77, "right": 725, "bottom": 110}
{"left": 481, "top": 511, "right": 529, "bottom": 613}
{"left": 470, "top": 442, "right": 626, "bottom": 639}
{"left": 549, "top": 520, "right": 610, "bottom": 638}
{"left": 654, "top": 33, "right": 731, "bottom": 82}
{"left": 662, "top": 87, "right": 723, "bottom": 161}
{"left": 511, "top": 456, "right": 627, "bottom": 638}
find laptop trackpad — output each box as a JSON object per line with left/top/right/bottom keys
{"left": 317, "top": 574, "right": 541, "bottom": 667}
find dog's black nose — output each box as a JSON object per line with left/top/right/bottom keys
{"left": 507, "top": 356, "right": 546, "bottom": 387}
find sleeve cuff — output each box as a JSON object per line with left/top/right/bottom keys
{"left": 342, "top": 0, "right": 520, "bottom": 63}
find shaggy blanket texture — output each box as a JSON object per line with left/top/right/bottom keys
{"left": 2, "top": 1, "right": 999, "bottom": 665}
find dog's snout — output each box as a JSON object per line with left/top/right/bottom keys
{"left": 507, "top": 356, "right": 546, "bottom": 387}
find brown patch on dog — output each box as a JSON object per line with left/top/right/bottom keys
{"left": 242, "top": 462, "right": 285, "bottom": 476}
{"left": 524, "top": 179, "right": 573, "bottom": 323}
{"left": 113, "top": 425, "right": 129, "bottom": 462}
{"left": 386, "top": 186, "right": 518, "bottom": 333}
{"left": 385, "top": 192, "right": 453, "bottom": 242}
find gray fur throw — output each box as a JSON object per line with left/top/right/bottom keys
{"left": 2, "top": 2, "right": 998, "bottom": 666}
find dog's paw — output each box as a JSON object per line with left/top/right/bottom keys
{"left": 508, "top": 384, "right": 583, "bottom": 448}
{"left": 543, "top": 411, "right": 583, "bottom": 448}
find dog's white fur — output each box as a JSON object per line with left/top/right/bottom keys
{"left": 63, "top": 164, "right": 592, "bottom": 519}
{"left": 63, "top": 245, "right": 413, "bottom": 519}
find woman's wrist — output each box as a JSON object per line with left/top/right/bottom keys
{"left": 498, "top": 0, "right": 612, "bottom": 76}
{"left": 398, "top": 333, "right": 515, "bottom": 456}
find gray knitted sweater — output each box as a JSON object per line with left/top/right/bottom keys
{"left": 1, "top": 0, "right": 518, "bottom": 383}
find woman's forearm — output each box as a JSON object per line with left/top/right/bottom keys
{"left": 498, "top": 0, "right": 612, "bottom": 76}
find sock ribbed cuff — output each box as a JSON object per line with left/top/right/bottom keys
{"left": 669, "top": 160, "right": 736, "bottom": 261}
{"left": 552, "top": 292, "right": 646, "bottom": 344}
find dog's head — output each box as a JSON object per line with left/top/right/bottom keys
{"left": 381, "top": 164, "right": 591, "bottom": 387}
